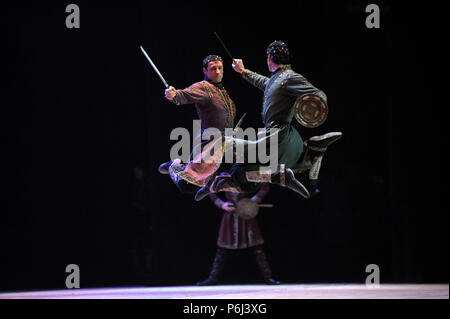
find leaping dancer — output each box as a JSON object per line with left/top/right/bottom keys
{"left": 140, "top": 38, "right": 342, "bottom": 201}
{"left": 141, "top": 44, "right": 310, "bottom": 198}
{"left": 193, "top": 39, "right": 343, "bottom": 200}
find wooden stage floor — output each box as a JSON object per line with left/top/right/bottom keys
{"left": 0, "top": 284, "right": 448, "bottom": 299}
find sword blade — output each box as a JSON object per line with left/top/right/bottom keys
{"left": 140, "top": 46, "right": 169, "bottom": 88}
{"left": 233, "top": 113, "right": 246, "bottom": 132}
{"left": 213, "top": 32, "right": 234, "bottom": 60}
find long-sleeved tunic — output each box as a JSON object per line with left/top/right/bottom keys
{"left": 241, "top": 65, "right": 326, "bottom": 167}
{"left": 169, "top": 80, "right": 236, "bottom": 186}
{"left": 209, "top": 184, "right": 270, "bottom": 249}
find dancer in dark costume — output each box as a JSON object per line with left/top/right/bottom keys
{"left": 197, "top": 184, "right": 280, "bottom": 286}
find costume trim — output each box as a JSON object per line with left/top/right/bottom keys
{"left": 242, "top": 69, "right": 256, "bottom": 82}
{"left": 280, "top": 164, "right": 286, "bottom": 187}
{"left": 201, "top": 81, "right": 214, "bottom": 98}
{"left": 171, "top": 138, "right": 227, "bottom": 187}
{"left": 171, "top": 163, "right": 205, "bottom": 187}
{"left": 245, "top": 170, "right": 272, "bottom": 183}
{"left": 308, "top": 145, "right": 327, "bottom": 152}
{"left": 309, "top": 155, "right": 323, "bottom": 180}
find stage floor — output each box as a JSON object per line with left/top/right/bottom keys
{"left": 0, "top": 284, "right": 448, "bottom": 299}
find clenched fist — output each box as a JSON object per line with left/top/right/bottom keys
{"left": 165, "top": 86, "right": 177, "bottom": 100}
{"left": 232, "top": 59, "right": 245, "bottom": 73}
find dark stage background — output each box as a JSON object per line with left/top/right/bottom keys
{"left": 2, "top": 1, "right": 448, "bottom": 291}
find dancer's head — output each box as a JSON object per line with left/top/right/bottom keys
{"left": 202, "top": 55, "right": 224, "bottom": 83}
{"left": 266, "top": 41, "right": 290, "bottom": 72}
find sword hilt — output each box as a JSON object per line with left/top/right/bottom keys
{"left": 229, "top": 203, "right": 273, "bottom": 208}
{"left": 258, "top": 204, "right": 273, "bottom": 208}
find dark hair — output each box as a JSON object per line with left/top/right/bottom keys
{"left": 202, "top": 55, "right": 223, "bottom": 69}
{"left": 266, "top": 41, "right": 290, "bottom": 64}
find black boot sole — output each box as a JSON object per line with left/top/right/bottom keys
{"left": 285, "top": 168, "right": 310, "bottom": 199}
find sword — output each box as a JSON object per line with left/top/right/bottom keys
{"left": 140, "top": 45, "right": 178, "bottom": 104}
{"left": 213, "top": 32, "right": 234, "bottom": 60}
{"left": 229, "top": 203, "right": 273, "bottom": 208}
{"left": 233, "top": 113, "right": 246, "bottom": 132}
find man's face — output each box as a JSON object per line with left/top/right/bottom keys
{"left": 203, "top": 61, "right": 223, "bottom": 83}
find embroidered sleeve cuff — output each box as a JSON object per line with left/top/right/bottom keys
{"left": 165, "top": 94, "right": 180, "bottom": 105}
{"left": 241, "top": 69, "right": 253, "bottom": 81}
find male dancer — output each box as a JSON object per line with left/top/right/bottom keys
{"left": 158, "top": 55, "right": 235, "bottom": 193}
{"left": 197, "top": 184, "right": 280, "bottom": 286}
{"left": 159, "top": 54, "right": 309, "bottom": 198}
{"left": 194, "top": 41, "right": 342, "bottom": 200}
